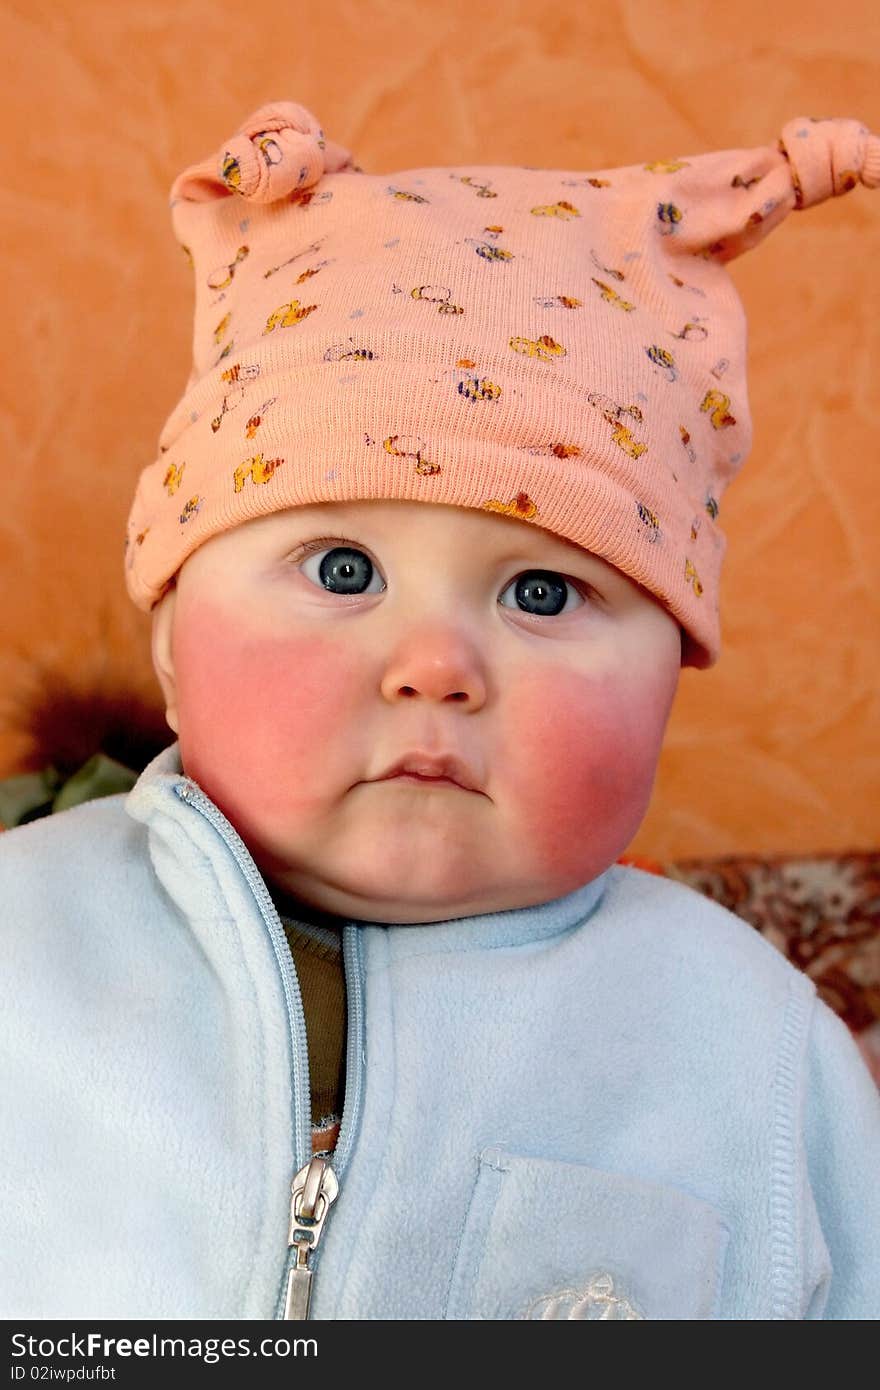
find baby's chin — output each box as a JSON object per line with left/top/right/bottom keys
{"left": 264, "top": 871, "right": 502, "bottom": 925}
{"left": 250, "top": 799, "right": 629, "bottom": 924}
{"left": 263, "top": 859, "right": 612, "bottom": 926}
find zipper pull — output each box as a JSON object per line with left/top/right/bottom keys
{"left": 283, "top": 1155, "right": 339, "bottom": 1319}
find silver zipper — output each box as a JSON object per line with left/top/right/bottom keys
{"left": 274, "top": 919, "right": 366, "bottom": 1319}
{"left": 283, "top": 1156, "right": 340, "bottom": 1319}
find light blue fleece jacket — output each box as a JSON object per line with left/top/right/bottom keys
{"left": 2, "top": 741, "right": 879, "bottom": 1321}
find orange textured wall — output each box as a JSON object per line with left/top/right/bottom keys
{"left": 2, "top": 0, "right": 878, "bottom": 857}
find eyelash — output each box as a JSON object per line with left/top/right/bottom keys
{"left": 286, "top": 536, "right": 599, "bottom": 607}
{"left": 291, "top": 535, "right": 364, "bottom": 561}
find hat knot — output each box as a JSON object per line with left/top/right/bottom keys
{"left": 217, "top": 100, "right": 355, "bottom": 202}
{"left": 779, "top": 115, "right": 880, "bottom": 209}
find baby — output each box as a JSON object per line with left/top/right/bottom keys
{"left": 2, "top": 102, "right": 879, "bottom": 1322}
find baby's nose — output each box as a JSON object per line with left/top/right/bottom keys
{"left": 379, "top": 628, "right": 487, "bottom": 707}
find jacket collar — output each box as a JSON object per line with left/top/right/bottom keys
{"left": 125, "top": 740, "right": 611, "bottom": 952}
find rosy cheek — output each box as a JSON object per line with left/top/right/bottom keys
{"left": 172, "top": 596, "right": 361, "bottom": 833}
{"left": 498, "top": 665, "right": 671, "bottom": 877}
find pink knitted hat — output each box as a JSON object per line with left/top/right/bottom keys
{"left": 124, "top": 103, "right": 879, "bottom": 669}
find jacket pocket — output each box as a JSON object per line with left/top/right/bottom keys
{"left": 446, "top": 1146, "right": 730, "bottom": 1320}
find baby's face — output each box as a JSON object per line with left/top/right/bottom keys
{"left": 151, "top": 500, "right": 682, "bottom": 924}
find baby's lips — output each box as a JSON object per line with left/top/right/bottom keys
{"left": 170, "top": 99, "right": 357, "bottom": 206}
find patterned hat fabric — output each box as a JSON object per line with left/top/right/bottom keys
{"left": 124, "top": 102, "right": 879, "bottom": 668}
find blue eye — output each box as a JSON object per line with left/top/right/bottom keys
{"left": 299, "top": 543, "right": 386, "bottom": 596}
{"left": 498, "top": 570, "right": 585, "bottom": 617}
{"left": 294, "top": 541, "right": 587, "bottom": 615}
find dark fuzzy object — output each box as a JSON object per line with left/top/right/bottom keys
{"left": 6, "top": 668, "right": 170, "bottom": 777}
